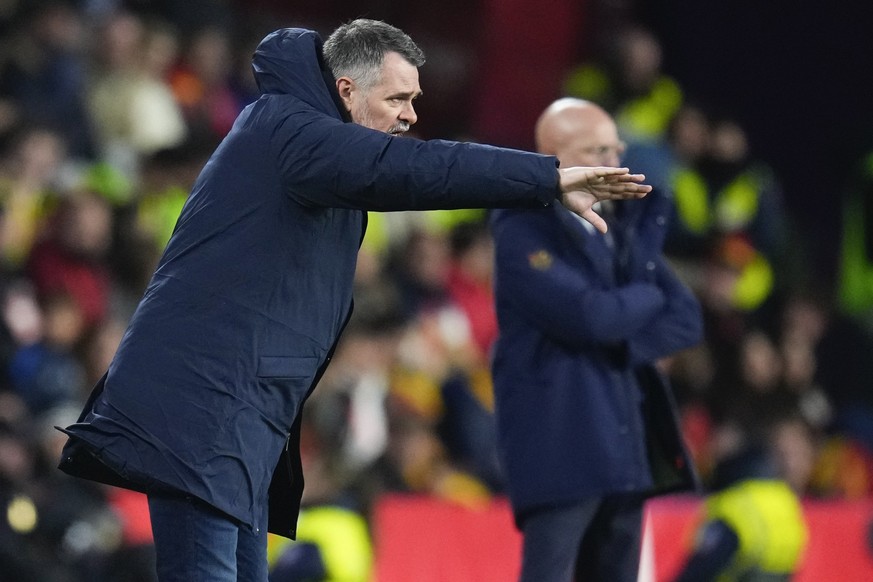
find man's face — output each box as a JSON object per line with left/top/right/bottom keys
{"left": 557, "top": 116, "right": 625, "bottom": 168}
{"left": 338, "top": 51, "right": 422, "bottom": 135}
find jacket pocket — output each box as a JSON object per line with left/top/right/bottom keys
{"left": 257, "top": 356, "right": 318, "bottom": 378}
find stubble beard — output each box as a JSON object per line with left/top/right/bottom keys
{"left": 355, "top": 101, "right": 409, "bottom": 135}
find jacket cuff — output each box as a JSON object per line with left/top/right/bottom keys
{"left": 537, "top": 157, "right": 562, "bottom": 206}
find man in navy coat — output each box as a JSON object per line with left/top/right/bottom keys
{"left": 57, "top": 20, "right": 651, "bottom": 581}
{"left": 491, "top": 98, "right": 702, "bottom": 582}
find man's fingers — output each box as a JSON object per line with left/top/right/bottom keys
{"left": 599, "top": 172, "right": 647, "bottom": 183}
{"left": 561, "top": 192, "right": 609, "bottom": 233}
{"left": 591, "top": 166, "right": 630, "bottom": 177}
{"left": 596, "top": 183, "right": 652, "bottom": 200}
{"left": 559, "top": 167, "right": 652, "bottom": 200}
{"left": 582, "top": 208, "right": 608, "bottom": 234}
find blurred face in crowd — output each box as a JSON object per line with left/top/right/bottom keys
{"left": 617, "top": 27, "right": 663, "bottom": 93}
{"left": 337, "top": 51, "right": 421, "bottom": 135}
{"left": 709, "top": 120, "right": 748, "bottom": 164}
{"left": 42, "top": 293, "right": 86, "bottom": 349}
{"left": 189, "top": 27, "right": 232, "bottom": 86}
{"left": 15, "top": 128, "right": 66, "bottom": 187}
{"left": 58, "top": 193, "right": 113, "bottom": 258}
{"left": 535, "top": 98, "right": 626, "bottom": 168}
{"left": 670, "top": 105, "right": 710, "bottom": 163}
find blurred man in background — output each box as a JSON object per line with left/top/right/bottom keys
{"left": 491, "top": 98, "right": 700, "bottom": 581}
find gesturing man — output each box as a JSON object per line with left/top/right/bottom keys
{"left": 58, "top": 22, "right": 650, "bottom": 581}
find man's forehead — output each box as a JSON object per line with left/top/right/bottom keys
{"left": 376, "top": 52, "right": 421, "bottom": 93}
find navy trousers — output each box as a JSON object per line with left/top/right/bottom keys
{"left": 519, "top": 493, "right": 645, "bottom": 582}
{"left": 147, "top": 491, "right": 269, "bottom": 582}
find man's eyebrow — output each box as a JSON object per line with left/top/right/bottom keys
{"left": 389, "top": 90, "right": 423, "bottom": 100}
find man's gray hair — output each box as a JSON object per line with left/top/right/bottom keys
{"left": 323, "top": 19, "right": 425, "bottom": 89}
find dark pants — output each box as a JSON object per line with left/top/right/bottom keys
{"left": 147, "top": 491, "right": 269, "bottom": 582}
{"left": 519, "top": 494, "right": 645, "bottom": 582}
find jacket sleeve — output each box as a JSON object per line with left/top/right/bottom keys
{"left": 625, "top": 256, "right": 703, "bottom": 366}
{"left": 269, "top": 106, "right": 560, "bottom": 210}
{"left": 492, "top": 209, "right": 667, "bottom": 348}
{"left": 672, "top": 520, "right": 739, "bottom": 582}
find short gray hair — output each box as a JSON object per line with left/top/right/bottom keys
{"left": 323, "top": 19, "right": 425, "bottom": 89}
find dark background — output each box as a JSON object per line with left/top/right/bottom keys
{"left": 640, "top": 0, "right": 873, "bottom": 285}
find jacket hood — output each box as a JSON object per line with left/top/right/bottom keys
{"left": 252, "top": 28, "right": 350, "bottom": 122}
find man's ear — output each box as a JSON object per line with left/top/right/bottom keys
{"left": 335, "top": 77, "right": 354, "bottom": 111}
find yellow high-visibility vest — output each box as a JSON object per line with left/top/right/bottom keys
{"left": 704, "top": 479, "right": 807, "bottom": 581}
{"left": 267, "top": 505, "right": 372, "bottom": 582}
{"left": 838, "top": 152, "right": 873, "bottom": 317}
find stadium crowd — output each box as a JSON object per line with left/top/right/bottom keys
{"left": 1, "top": 1, "right": 872, "bottom": 580}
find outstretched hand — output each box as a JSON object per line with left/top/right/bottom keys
{"left": 558, "top": 167, "right": 652, "bottom": 233}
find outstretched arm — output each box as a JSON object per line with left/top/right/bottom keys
{"left": 558, "top": 166, "right": 651, "bottom": 233}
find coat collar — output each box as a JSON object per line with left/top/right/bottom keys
{"left": 554, "top": 205, "right": 618, "bottom": 284}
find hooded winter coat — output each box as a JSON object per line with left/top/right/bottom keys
{"left": 58, "top": 27, "right": 563, "bottom": 538}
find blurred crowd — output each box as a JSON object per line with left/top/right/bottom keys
{"left": 1, "top": 1, "right": 873, "bottom": 581}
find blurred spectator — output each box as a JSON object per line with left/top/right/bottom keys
{"left": 0, "top": 0, "right": 95, "bottom": 158}
{"left": 312, "top": 280, "right": 408, "bottom": 476}
{"left": 707, "top": 330, "right": 787, "bottom": 432}
{"left": 806, "top": 304, "right": 873, "bottom": 449}
{"left": 770, "top": 416, "right": 819, "bottom": 496}
{"left": 673, "top": 442, "right": 808, "bottom": 582}
{"left": 25, "top": 190, "right": 114, "bottom": 329}
{"left": 669, "top": 104, "right": 711, "bottom": 171}
{"left": 1, "top": 417, "right": 73, "bottom": 581}
{"left": 132, "top": 140, "right": 210, "bottom": 255}
{"left": 0, "top": 278, "right": 41, "bottom": 385}
{"left": 436, "top": 365, "right": 504, "bottom": 493}
{"left": 86, "top": 11, "right": 187, "bottom": 182}
{"left": 8, "top": 291, "right": 87, "bottom": 416}
{"left": 168, "top": 25, "right": 240, "bottom": 146}
{"left": 565, "top": 25, "right": 682, "bottom": 146}
{"left": 665, "top": 114, "right": 797, "bottom": 316}
{"left": 659, "top": 111, "right": 810, "bottom": 479}
{"left": 809, "top": 433, "right": 873, "bottom": 500}
{"left": 564, "top": 24, "right": 682, "bottom": 192}
{"left": 385, "top": 226, "right": 454, "bottom": 319}
{"left": 266, "top": 400, "right": 373, "bottom": 582}
{"left": 1, "top": 414, "right": 123, "bottom": 582}
{"left": 778, "top": 293, "right": 873, "bottom": 499}
{"left": 381, "top": 302, "right": 494, "bottom": 505}
{"left": 837, "top": 150, "right": 873, "bottom": 324}
{"left": 446, "top": 219, "right": 498, "bottom": 360}
{"left": 340, "top": 296, "right": 496, "bottom": 514}
{"left": 361, "top": 391, "right": 493, "bottom": 511}
{"left": 323, "top": 265, "right": 504, "bottom": 505}
{"left": 79, "top": 314, "right": 125, "bottom": 389}
{"left": 0, "top": 124, "right": 66, "bottom": 267}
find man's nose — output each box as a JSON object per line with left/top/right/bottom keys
{"left": 401, "top": 102, "right": 417, "bottom": 126}
{"left": 604, "top": 152, "right": 621, "bottom": 167}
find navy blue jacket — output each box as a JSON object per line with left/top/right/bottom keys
{"left": 58, "top": 28, "right": 563, "bottom": 538}
{"left": 490, "top": 189, "right": 702, "bottom": 520}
